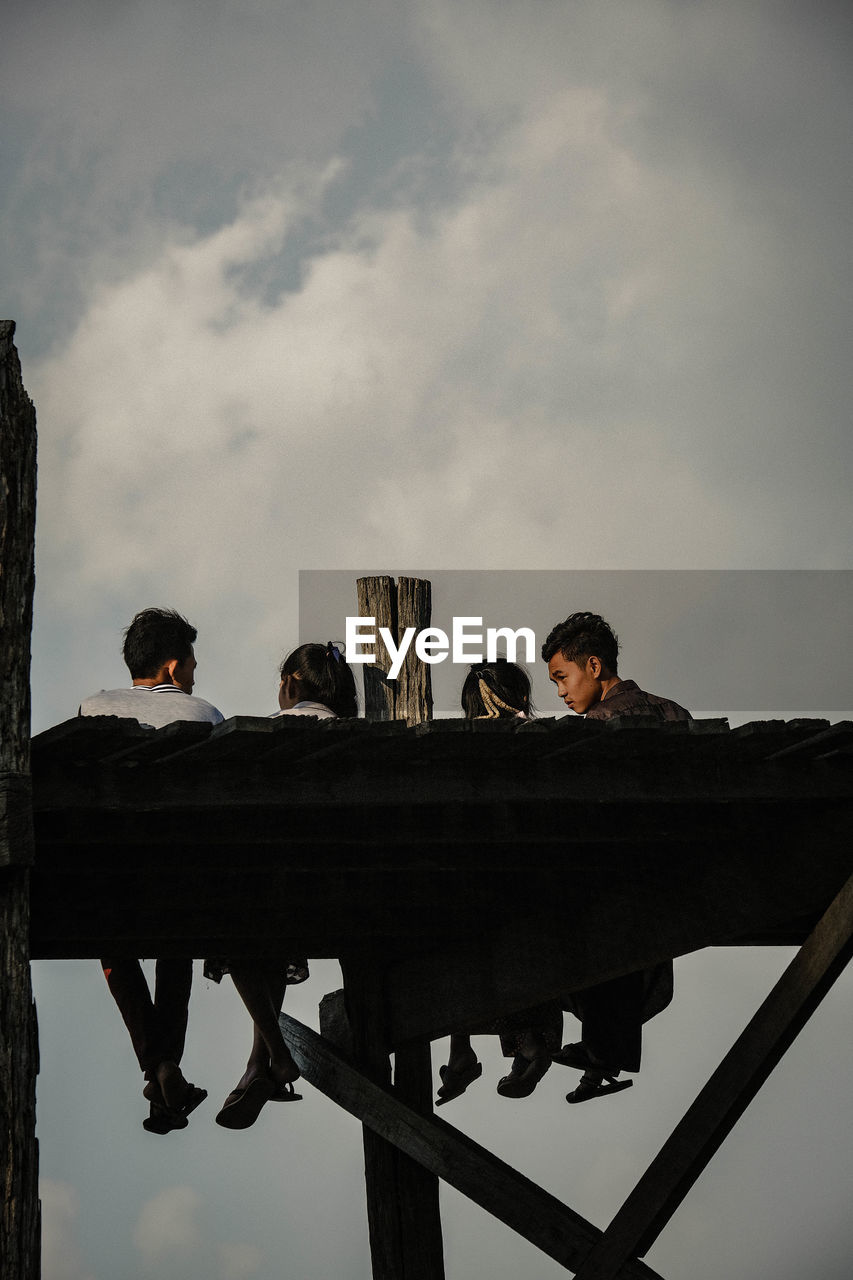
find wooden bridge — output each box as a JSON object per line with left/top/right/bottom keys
{"left": 2, "top": 323, "right": 852, "bottom": 1278}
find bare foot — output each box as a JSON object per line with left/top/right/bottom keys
{"left": 232, "top": 1063, "right": 270, "bottom": 1094}
{"left": 269, "top": 1050, "right": 300, "bottom": 1092}
{"left": 155, "top": 1060, "right": 190, "bottom": 1110}
{"left": 447, "top": 1046, "right": 479, "bottom": 1075}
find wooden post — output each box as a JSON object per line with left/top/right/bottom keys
{"left": 339, "top": 961, "right": 445, "bottom": 1280}
{"left": 396, "top": 578, "right": 432, "bottom": 726}
{"left": 355, "top": 577, "right": 432, "bottom": 725}
{"left": 0, "top": 321, "right": 40, "bottom": 1280}
{"left": 356, "top": 577, "right": 397, "bottom": 721}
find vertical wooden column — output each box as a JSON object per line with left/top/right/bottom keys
{"left": 340, "top": 962, "right": 445, "bottom": 1280}
{"left": 396, "top": 578, "right": 432, "bottom": 726}
{"left": 0, "top": 321, "right": 40, "bottom": 1279}
{"left": 356, "top": 576, "right": 397, "bottom": 721}
{"left": 348, "top": 578, "right": 439, "bottom": 1275}
{"left": 355, "top": 577, "right": 432, "bottom": 725}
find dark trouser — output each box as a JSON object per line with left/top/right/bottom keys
{"left": 568, "top": 971, "right": 645, "bottom": 1073}
{"left": 100, "top": 958, "right": 193, "bottom": 1079}
{"left": 493, "top": 1001, "right": 563, "bottom": 1059}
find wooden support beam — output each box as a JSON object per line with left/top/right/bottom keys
{"left": 572, "top": 873, "right": 853, "bottom": 1280}
{"left": 280, "top": 1012, "right": 665, "bottom": 1280}
{"left": 340, "top": 960, "right": 445, "bottom": 1279}
{"left": 0, "top": 320, "right": 40, "bottom": 1280}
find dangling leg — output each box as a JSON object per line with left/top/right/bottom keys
{"left": 216, "top": 966, "right": 301, "bottom": 1128}
{"left": 436, "top": 1033, "right": 483, "bottom": 1105}
{"left": 101, "top": 958, "right": 205, "bottom": 1133}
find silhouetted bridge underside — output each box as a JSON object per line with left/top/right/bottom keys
{"left": 18, "top": 712, "right": 853, "bottom": 1279}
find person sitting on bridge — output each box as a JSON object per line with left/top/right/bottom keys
{"left": 436, "top": 660, "right": 563, "bottom": 1106}
{"left": 542, "top": 611, "right": 690, "bottom": 1103}
{"left": 211, "top": 642, "right": 358, "bottom": 1130}
{"left": 79, "top": 606, "right": 224, "bottom": 1134}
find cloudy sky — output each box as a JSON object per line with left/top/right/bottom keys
{"left": 4, "top": 1, "right": 852, "bottom": 1277}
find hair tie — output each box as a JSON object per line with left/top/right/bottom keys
{"left": 327, "top": 642, "right": 342, "bottom": 663}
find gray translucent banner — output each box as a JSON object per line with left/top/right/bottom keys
{"left": 299, "top": 570, "right": 851, "bottom": 722}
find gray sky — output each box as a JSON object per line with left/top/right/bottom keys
{"left": 4, "top": 1, "right": 852, "bottom": 1277}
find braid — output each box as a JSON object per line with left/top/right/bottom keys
{"left": 477, "top": 677, "right": 521, "bottom": 719}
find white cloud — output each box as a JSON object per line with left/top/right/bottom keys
{"left": 217, "top": 1241, "right": 266, "bottom": 1280}
{"left": 31, "top": 76, "right": 814, "bottom": 606}
{"left": 132, "top": 1185, "right": 205, "bottom": 1263}
{"left": 19, "top": 0, "right": 853, "bottom": 734}
{"left": 40, "top": 1179, "right": 96, "bottom": 1280}
{"left": 131, "top": 1186, "right": 268, "bottom": 1280}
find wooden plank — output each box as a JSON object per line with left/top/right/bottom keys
{"left": 280, "top": 1013, "right": 664, "bottom": 1280}
{"left": 766, "top": 721, "right": 853, "bottom": 762}
{"left": 101, "top": 719, "right": 214, "bottom": 765}
{"left": 571, "top": 873, "right": 853, "bottom": 1280}
{"left": 29, "top": 715, "right": 151, "bottom": 767}
{"left": 0, "top": 319, "right": 40, "bottom": 1280}
{"left": 154, "top": 715, "right": 276, "bottom": 763}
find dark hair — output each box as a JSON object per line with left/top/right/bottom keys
{"left": 123, "top": 608, "right": 197, "bottom": 679}
{"left": 540, "top": 612, "right": 620, "bottom": 673}
{"left": 280, "top": 642, "right": 358, "bottom": 718}
{"left": 461, "top": 659, "right": 532, "bottom": 719}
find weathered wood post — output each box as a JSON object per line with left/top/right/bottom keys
{"left": 356, "top": 576, "right": 397, "bottom": 721}
{"left": 355, "top": 577, "right": 432, "bottom": 725}
{"left": 0, "top": 322, "right": 40, "bottom": 1279}
{"left": 347, "top": 576, "right": 442, "bottom": 1277}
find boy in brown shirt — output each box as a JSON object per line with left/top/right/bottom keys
{"left": 542, "top": 611, "right": 690, "bottom": 1101}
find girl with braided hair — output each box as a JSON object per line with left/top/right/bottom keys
{"left": 460, "top": 658, "right": 532, "bottom": 720}
{"left": 435, "top": 662, "right": 562, "bottom": 1105}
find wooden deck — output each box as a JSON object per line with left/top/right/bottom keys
{"left": 29, "top": 712, "right": 852, "bottom": 1032}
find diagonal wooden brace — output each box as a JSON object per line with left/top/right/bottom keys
{"left": 280, "top": 1011, "right": 665, "bottom": 1280}
{"left": 572, "top": 873, "right": 853, "bottom": 1280}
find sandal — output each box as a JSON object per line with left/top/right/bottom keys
{"left": 496, "top": 1052, "right": 551, "bottom": 1099}
{"left": 271, "top": 1080, "right": 303, "bottom": 1102}
{"left": 142, "top": 1078, "right": 207, "bottom": 1135}
{"left": 215, "top": 1076, "right": 275, "bottom": 1129}
{"left": 566, "top": 1069, "right": 633, "bottom": 1104}
{"left": 143, "top": 1102, "right": 189, "bottom": 1135}
{"left": 435, "top": 1060, "right": 483, "bottom": 1106}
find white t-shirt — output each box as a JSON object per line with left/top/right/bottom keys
{"left": 79, "top": 684, "right": 224, "bottom": 729}
{"left": 270, "top": 701, "right": 337, "bottom": 719}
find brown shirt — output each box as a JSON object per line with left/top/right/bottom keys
{"left": 585, "top": 678, "right": 691, "bottom": 723}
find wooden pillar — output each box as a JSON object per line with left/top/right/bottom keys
{"left": 338, "top": 575, "right": 436, "bottom": 1280}
{"left": 339, "top": 963, "right": 445, "bottom": 1280}
{"left": 0, "top": 321, "right": 40, "bottom": 1279}
{"left": 355, "top": 577, "right": 432, "bottom": 725}
{"left": 395, "top": 578, "right": 432, "bottom": 726}
{"left": 357, "top": 577, "right": 396, "bottom": 722}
